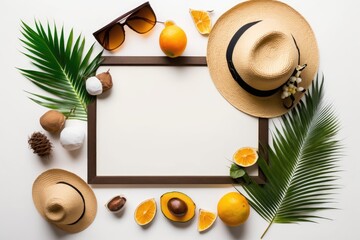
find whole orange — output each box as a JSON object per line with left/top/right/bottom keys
{"left": 217, "top": 192, "right": 250, "bottom": 227}
{"left": 159, "top": 21, "right": 187, "bottom": 58}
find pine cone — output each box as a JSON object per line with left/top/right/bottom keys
{"left": 28, "top": 132, "right": 52, "bottom": 157}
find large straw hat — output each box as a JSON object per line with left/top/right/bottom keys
{"left": 207, "top": 0, "right": 319, "bottom": 118}
{"left": 32, "top": 169, "right": 97, "bottom": 233}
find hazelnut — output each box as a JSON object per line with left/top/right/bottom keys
{"left": 106, "top": 195, "right": 126, "bottom": 212}
{"left": 39, "top": 110, "right": 65, "bottom": 133}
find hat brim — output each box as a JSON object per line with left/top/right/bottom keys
{"left": 207, "top": 0, "right": 319, "bottom": 118}
{"left": 32, "top": 169, "right": 97, "bottom": 233}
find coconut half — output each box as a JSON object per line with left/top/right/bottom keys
{"left": 86, "top": 76, "right": 103, "bottom": 95}
{"left": 60, "top": 126, "right": 85, "bottom": 151}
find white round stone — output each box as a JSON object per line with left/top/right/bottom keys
{"left": 86, "top": 76, "right": 103, "bottom": 95}
{"left": 60, "top": 126, "right": 85, "bottom": 151}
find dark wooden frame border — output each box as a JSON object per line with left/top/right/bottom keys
{"left": 88, "top": 56, "right": 268, "bottom": 184}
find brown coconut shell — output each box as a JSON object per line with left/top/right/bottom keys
{"left": 40, "top": 110, "right": 65, "bottom": 133}
{"left": 96, "top": 70, "right": 113, "bottom": 92}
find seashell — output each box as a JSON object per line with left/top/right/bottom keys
{"left": 105, "top": 195, "right": 127, "bottom": 213}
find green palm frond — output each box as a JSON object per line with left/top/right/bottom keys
{"left": 233, "top": 76, "right": 341, "bottom": 239}
{"left": 18, "top": 20, "right": 103, "bottom": 120}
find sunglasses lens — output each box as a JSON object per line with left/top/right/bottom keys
{"left": 94, "top": 24, "right": 125, "bottom": 51}
{"left": 126, "top": 5, "right": 156, "bottom": 33}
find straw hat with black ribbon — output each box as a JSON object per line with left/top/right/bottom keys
{"left": 32, "top": 169, "right": 97, "bottom": 233}
{"left": 207, "top": 0, "right": 319, "bottom": 118}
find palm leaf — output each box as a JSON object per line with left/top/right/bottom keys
{"left": 233, "top": 76, "right": 341, "bottom": 239}
{"left": 18, "top": 20, "right": 103, "bottom": 120}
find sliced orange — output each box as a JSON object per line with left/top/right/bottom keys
{"left": 134, "top": 198, "right": 157, "bottom": 226}
{"left": 198, "top": 209, "right": 217, "bottom": 232}
{"left": 233, "top": 147, "right": 258, "bottom": 167}
{"left": 189, "top": 9, "right": 212, "bottom": 35}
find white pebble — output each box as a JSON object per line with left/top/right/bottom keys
{"left": 60, "top": 126, "right": 85, "bottom": 151}
{"left": 86, "top": 76, "right": 103, "bottom": 95}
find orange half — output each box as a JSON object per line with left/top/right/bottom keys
{"left": 134, "top": 198, "right": 157, "bottom": 226}
{"left": 233, "top": 147, "right": 258, "bottom": 167}
{"left": 189, "top": 9, "right": 212, "bottom": 35}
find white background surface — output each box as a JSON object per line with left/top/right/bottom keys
{"left": 0, "top": 0, "right": 359, "bottom": 239}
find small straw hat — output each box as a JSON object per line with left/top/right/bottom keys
{"left": 32, "top": 169, "right": 97, "bottom": 233}
{"left": 207, "top": 0, "right": 319, "bottom": 118}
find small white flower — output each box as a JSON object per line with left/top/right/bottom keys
{"left": 281, "top": 64, "right": 307, "bottom": 102}
{"left": 281, "top": 91, "right": 290, "bottom": 99}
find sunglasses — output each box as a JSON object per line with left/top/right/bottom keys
{"left": 93, "top": 2, "right": 157, "bottom": 51}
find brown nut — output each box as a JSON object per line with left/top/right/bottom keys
{"left": 167, "top": 197, "right": 188, "bottom": 217}
{"left": 39, "top": 110, "right": 65, "bottom": 133}
{"left": 96, "top": 70, "right": 113, "bottom": 92}
{"left": 106, "top": 195, "right": 126, "bottom": 212}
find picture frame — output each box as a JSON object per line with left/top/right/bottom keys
{"left": 87, "top": 56, "right": 268, "bottom": 184}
